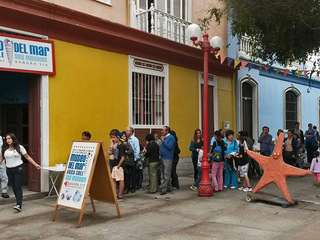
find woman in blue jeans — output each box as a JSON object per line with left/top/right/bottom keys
{"left": 0, "top": 133, "right": 41, "bottom": 212}
{"left": 224, "top": 130, "right": 239, "bottom": 189}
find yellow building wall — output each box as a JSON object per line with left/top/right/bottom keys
{"left": 169, "top": 65, "right": 199, "bottom": 157}
{"left": 48, "top": 40, "right": 128, "bottom": 165}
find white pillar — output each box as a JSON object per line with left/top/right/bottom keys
{"left": 130, "top": 0, "right": 137, "bottom": 28}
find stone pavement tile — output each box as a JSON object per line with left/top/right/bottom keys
{"left": 210, "top": 202, "right": 319, "bottom": 232}
{"left": 157, "top": 221, "right": 281, "bottom": 240}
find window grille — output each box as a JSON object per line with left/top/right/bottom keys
{"left": 132, "top": 72, "right": 165, "bottom": 126}
{"left": 285, "top": 91, "right": 298, "bottom": 129}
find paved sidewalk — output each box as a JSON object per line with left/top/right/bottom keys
{"left": 1, "top": 175, "right": 320, "bottom": 240}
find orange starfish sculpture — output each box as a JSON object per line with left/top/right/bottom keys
{"left": 247, "top": 132, "right": 312, "bottom": 203}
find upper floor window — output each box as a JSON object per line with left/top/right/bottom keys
{"left": 95, "top": 0, "right": 112, "bottom": 6}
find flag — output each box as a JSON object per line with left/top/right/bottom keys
{"left": 215, "top": 53, "right": 220, "bottom": 59}
{"left": 227, "top": 58, "right": 233, "bottom": 67}
{"left": 220, "top": 54, "right": 227, "bottom": 64}
{"left": 283, "top": 69, "right": 289, "bottom": 77}
{"left": 234, "top": 59, "right": 241, "bottom": 68}
{"left": 241, "top": 61, "right": 248, "bottom": 69}
{"left": 297, "top": 70, "right": 303, "bottom": 78}
{"left": 275, "top": 68, "right": 281, "bottom": 74}
{"left": 304, "top": 70, "right": 309, "bottom": 77}
{"left": 264, "top": 66, "right": 269, "bottom": 71}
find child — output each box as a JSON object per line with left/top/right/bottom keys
{"left": 112, "top": 131, "right": 125, "bottom": 201}
{"left": 211, "top": 130, "right": 226, "bottom": 192}
{"left": 310, "top": 151, "right": 320, "bottom": 187}
{"left": 236, "top": 137, "right": 252, "bottom": 192}
{"left": 295, "top": 146, "right": 305, "bottom": 169}
{"left": 190, "top": 146, "right": 203, "bottom": 191}
{"left": 108, "top": 129, "right": 119, "bottom": 173}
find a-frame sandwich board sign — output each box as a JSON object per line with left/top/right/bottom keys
{"left": 52, "top": 140, "right": 121, "bottom": 227}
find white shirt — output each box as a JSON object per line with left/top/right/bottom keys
{"left": 1, "top": 145, "right": 27, "bottom": 168}
{"left": 197, "top": 150, "right": 203, "bottom": 167}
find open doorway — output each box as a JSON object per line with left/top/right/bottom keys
{"left": 0, "top": 71, "right": 41, "bottom": 192}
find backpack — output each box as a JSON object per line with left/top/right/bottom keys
{"left": 212, "top": 141, "right": 223, "bottom": 162}
{"left": 124, "top": 143, "right": 135, "bottom": 167}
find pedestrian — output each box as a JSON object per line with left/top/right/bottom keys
{"left": 295, "top": 146, "right": 305, "bottom": 169}
{"left": 310, "top": 151, "right": 320, "bottom": 187}
{"left": 190, "top": 146, "right": 203, "bottom": 192}
{"left": 144, "top": 134, "right": 160, "bottom": 193}
{"left": 258, "top": 126, "right": 272, "bottom": 156}
{"left": 81, "top": 131, "right": 91, "bottom": 140}
{"left": 121, "top": 131, "right": 135, "bottom": 195}
{"left": 224, "top": 130, "right": 239, "bottom": 189}
{"left": 283, "top": 129, "right": 298, "bottom": 166}
{"left": 294, "top": 122, "right": 304, "bottom": 146}
{"left": 0, "top": 133, "right": 9, "bottom": 198}
{"left": 313, "top": 126, "right": 319, "bottom": 139}
{"left": 108, "top": 129, "right": 119, "bottom": 173}
{"left": 236, "top": 137, "right": 252, "bottom": 192}
{"left": 160, "top": 126, "right": 176, "bottom": 195}
{"left": 211, "top": 130, "right": 226, "bottom": 192}
{"left": 136, "top": 144, "right": 145, "bottom": 190}
{"left": 0, "top": 133, "right": 41, "bottom": 212}
{"left": 111, "top": 131, "right": 125, "bottom": 201}
{"left": 209, "top": 128, "right": 225, "bottom": 156}
{"left": 126, "top": 126, "right": 140, "bottom": 192}
{"left": 170, "top": 130, "right": 180, "bottom": 190}
{"left": 305, "top": 123, "right": 317, "bottom": 163}
{"left": 152, "top": 130, "right": 162, "bottom": 186}
{"left": 189, "top": 129, "right": 203, "bottom": 182}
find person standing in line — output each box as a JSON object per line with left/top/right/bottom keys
{"left": 258, "top": 126, "right": 272, "bottom": 156}
{"left": 190, "top": 146, "right": 203, "bottom": 192}
{"left": 208, "top": 128, "right": 226, "bottom": 156}
{"left": 0, "top": 133, "right": 9, "bottom": 198}
{"left": 224, "top": 130, "right": 239, "bottom": 189}
{"left": 0, "top": 133, "right": 41, "bottom": 212}
{"left": 121, "top": 131, "right": 135, "bottom": 195}
{"left": 283, "top": 129, "right": 298, "bottom": 166}
{"left": 189, "top": 129, "right": 203, "bottom": 182}
{"left": 170, "top": 130, "right": 180, "bottom": 190}
{"left": 211, "top": 130, "right": 226, "bottom": 192}
{"left": 294, "top": 122, "right": 304, "bottom": 146}
{"left": 160, "top": 126, "right": 176, "bottom": 195}
{"left": 310, "top": 151, "right": 320, "bottom": 187}
{"left": 152, "top": 130, "right": 162, "bottom": 186}
{"left": 81, "top": 131, "right": 91, "bottom": 140}
{"left": 126, "top": 126, "right": 140, "bottom": 193}
{"left": 108, "top": 129, "right": 119, "bottom": 173}
{"left": 236, "top": 137, "right": 252, "bottom": 192}
{"left": 144, "top": 134, "right": 160, "bottom": 193}
{"left": 305, "top": 123, "right": 317, "bottom": 163}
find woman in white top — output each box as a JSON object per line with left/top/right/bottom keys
{"left": 0, "top": 133, "right": 41, "bottom": 212}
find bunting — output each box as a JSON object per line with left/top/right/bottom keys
{"left": 234, "top": 59, "right": 241, "bottom": 68}
{"left": 264, "top": 66, "right": 269, "bottom": 71}
{"left": 297, "top": 70, "right": 303, "bottom": 78}
{"left": 283, "top": 69, "right": 289, "bottom": 77}
{"left": 215, "top": 54, "right": 220, "bottom": 60}
{"left": 227, "top": 58, "right": 233, "bottom": 67}
{"left": 304, "top": 70, "right": 309, "bottom": 77}
{"left": 241, "top": 61, "right": 248, "bottom": 69}
{"left": 220, "top": 54, "right": 227, "bottom": 64}
{"left": 276, "top": 68, "right": 281, "bottom": 74}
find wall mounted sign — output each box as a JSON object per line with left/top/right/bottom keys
{"left": 0, "top": 33, "right": 55, "bottom": 75}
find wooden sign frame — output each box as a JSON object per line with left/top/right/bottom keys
{"left": 52, "top": 140, "right": 121, "bottom": 227}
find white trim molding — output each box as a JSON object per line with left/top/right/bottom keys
{"left": 198, "top": 72, "right": 218, "bottom": 131}
{"left": 239, "top": 75, "right": 259, "bottom": 140}
{"left": 283, "top": 86, "right": 302, "bottom": 130}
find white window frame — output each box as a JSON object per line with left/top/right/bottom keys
{"left": 283, "top": 86, "right": 302, "bottom": 130}
{"left": 198, "top": 72, "right": 218, "bottom": 130}
{"left": 95, "top": 0, "right": 112, "bottom": 6}
{"left": 239, "top": 76, "right": 259, "bottom": 140}
{"left": 129, "top": 56, "right": 169, "bottom": 129}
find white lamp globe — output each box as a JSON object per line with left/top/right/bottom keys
{"left": 186, "top": 24, "right": 202, "bottom": 41}
{"left": 210, "top": 36, "right": 223, "bottom": 51}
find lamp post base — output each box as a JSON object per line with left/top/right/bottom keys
{"left": 198, "top": 183, "right": 213, "bottom": 197}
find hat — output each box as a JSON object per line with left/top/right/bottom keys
{"left": 115, "top": 131, "right": 123, "bottom": 141}
{"left": 225, "top": 130, "right": 234, "bottom": 138}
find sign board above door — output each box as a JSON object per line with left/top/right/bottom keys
{"left": 0, "top": 33, "right": 55, "bottom": 75}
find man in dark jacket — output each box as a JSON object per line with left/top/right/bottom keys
{"left": 160, "top": 126, "right": 176, "bottom": 195}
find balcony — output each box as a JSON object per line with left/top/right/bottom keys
{"left": 238, "top": 35, "right": 253, "bottom": 59}
{"left": 130, "top": 2, "right": 192, "bottom": 45}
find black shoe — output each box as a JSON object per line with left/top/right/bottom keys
{"left": 123, "top": 189, "right": 129, "bottom": 195}
{"left": 160, "top": 191, "right": 167, "bottom": 195}
{"left": 2, "top": 193, "right": 9, "bottom": 198}
{"left": 13, "top": 205, "right": 22, "bottom": 212}
{"left": 130, "top": 189, "right": 136, "bottom": 193}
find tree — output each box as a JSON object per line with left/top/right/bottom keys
{"left": 203, "top": 0, "right": 320, "bottom": 66}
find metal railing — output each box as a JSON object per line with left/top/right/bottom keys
{"left": 239, "top": 35, "right": 253, "bottom": 57}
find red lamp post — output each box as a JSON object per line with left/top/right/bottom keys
{"left": 186, "top": 24, "right": 223, "bottom": 197}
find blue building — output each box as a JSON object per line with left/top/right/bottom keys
{"left": 227, "top": 23, "right": 320, "bottom": 141}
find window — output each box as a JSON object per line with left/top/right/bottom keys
{"left": 95, "top": 0, "right": 111, "bottom": 6}
{"left": 130, "top": 57, "right": 168, "bottom": 127}
{"left": 285, "top": 91, "right": 298, "bottom": 129}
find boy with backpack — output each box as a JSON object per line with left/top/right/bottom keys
{"left": 236, "top": 137, "right": 252, "bottom": 192}
{"left": 211, "top": 130, "right": 227, "bottom": 192}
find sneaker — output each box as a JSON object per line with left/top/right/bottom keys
{"left": 13, "top": 205, "right": 22, "bottom": 212}
{"left": 223, "top": 185, "right": 228, "bottom": 189}
{"left": 117, "top": 196, "right": 123, "bottom": 202}
{"left": 160, "top": 191, "right": 167, "bottom": 195}
{"left": 230, "top": 186, "right": 236, "bottom": 189}
{"left": 243, "top": 187, "right": 252, "bottom": 192}
{"left": 190, "top": 185, "right": 198, "bottom": 192}
{"left": 2, "top": 193, "right": 9, "bottom": 198}
{"left": 238, "top": 187, "right": 244, "bottom": 191}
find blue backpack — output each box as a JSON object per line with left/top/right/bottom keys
{"left": 212, "top": 141, "right": 223, "bottom": 162}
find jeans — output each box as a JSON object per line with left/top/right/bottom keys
{"left": 284, "top": 151, "right": 294, "bottom": 166}
{"left": 191, "top": 153, "right": 199, "bottom": 181}
{"left": 148, "top": 162, "right": 159, "bottom": 192}
{"left": 171, "top": 158, "right": 179, "bottom": 189}
{"left": 306, "top": 142, "right": 314, "bottom": 163}
{"left": 6, "top": 164, "right": 24, "bottom": 207}
{"left": 0, "top": 162, "right": 8, "bottom": 193}
{"left": 194, "top": 166, "right": 202, "bottom": 187}
{"left": 124, "top": 164, "right": 136, "bottom": 191}
{"left": 161, "top": 159, "right": 173, "bottom": 193}
{"left": 212, "top": 161, "right": 224, "bottom": 191}
{"left": 224, "top": 162, "right": 237, "bottom": 188}
{"left": 261, "top": 150, "right": 271, "bottom": 156}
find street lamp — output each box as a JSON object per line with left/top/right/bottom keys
{"left": 186, "top": 23, "right": 223, "bottom": 197}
